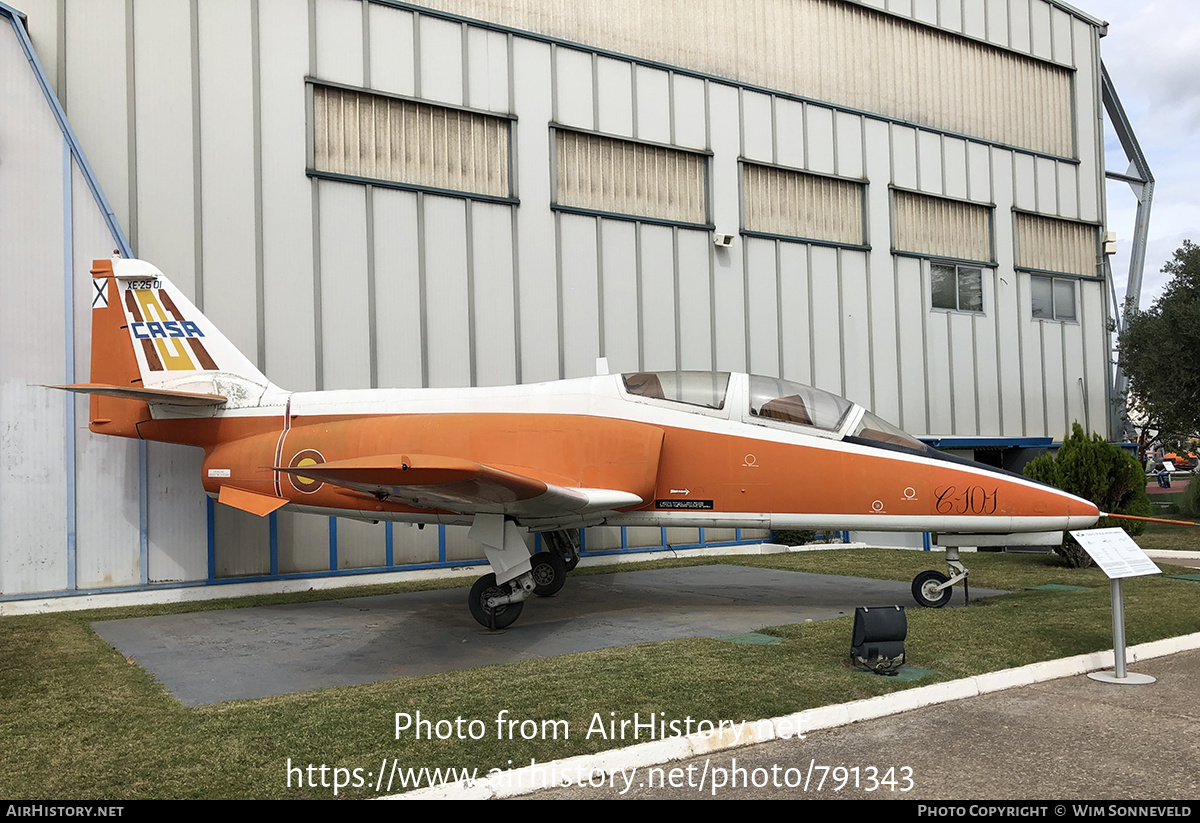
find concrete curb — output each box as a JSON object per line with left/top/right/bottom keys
{"left": 386, "top": 631, "right": 1200, "bottom": 800}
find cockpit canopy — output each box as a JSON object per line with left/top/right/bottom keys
{"left": 621, "top": 371, "right": 926, "bottom": 453}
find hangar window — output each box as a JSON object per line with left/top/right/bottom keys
{"left": 931, "top": 263, "right": 984, "bottom": 313}
{"left": 892, "top": 190, "right": 993, "bottom": 267}
{"left": 741, "top": 163, "right": 865, "bottom": 247}
{"left": 553, "top": 129, "right": 710, "bottom": 227}
{"left": 310, "top": 83, "right": 513, "bottom": 201}
{"left": 1031, "top": 275, "right": 1077, "bottom": 322}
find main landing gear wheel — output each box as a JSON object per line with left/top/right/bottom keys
{"left": 469, "top": 573, "right": 524, "bottom": 630}
{"left": 912, "top": 570, "right": 953, "bottom": 608}
{"left": 530, "top": 551, "right": 567, "bottom": 597}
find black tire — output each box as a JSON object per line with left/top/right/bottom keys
{"left": 912, "top": 569, "right": 953, "bottom": 608}
{"left": 468, "top": 573, "right": 523, "bottom": 629}
{"left": 530, "top": 551, "right": 567, "bottom": 597}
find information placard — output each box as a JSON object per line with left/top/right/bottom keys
{"left": 1069, "top": 527, "right": 1161, "bottom": 579}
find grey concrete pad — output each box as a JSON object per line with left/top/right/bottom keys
{"left": 525, "top": 648, "right": 1200, "bottom": 800}
{"left": 90, "top": 566, "right": 1003, "bottom": 707}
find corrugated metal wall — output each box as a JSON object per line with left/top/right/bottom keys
{"left": 742, "top": 164, "right": 864, "bottom": 245}
{"left": 4, "top": 0, "right": 1111, "bottom": 599}
{"left": 1015, "top": 211, "right": 1097, "bottom": 277}
{"left": 893, "top": 190, "right": 993, "bottom": 264}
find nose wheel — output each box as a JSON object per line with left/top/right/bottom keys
{"left": 911, "top": 547, "right": 969, "bottom": 608}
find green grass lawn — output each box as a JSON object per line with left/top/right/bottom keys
{"left": 3, "top": 550, "right": 1199, "bottom": 799}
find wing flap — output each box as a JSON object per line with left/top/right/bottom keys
{"left": 272, "top": 453, "right": 642, "bottom": 518}
{"left": 218, "top": 485, "right": 288, "bottom": 516}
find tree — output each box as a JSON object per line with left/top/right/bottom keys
{"left": 1119, "top": 240, "right": 1200, "bottom": 442}
{"left": 1022, "top": 423, "right": 1151, "bottom": 568}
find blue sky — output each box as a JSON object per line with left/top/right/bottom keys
{"left": 1079, "top": 0, "right": 1200, "bottom": 308}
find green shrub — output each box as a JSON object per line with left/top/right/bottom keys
{"left": 772, "top": 529, "right": 817, "bottom": 546}
{"left": 1022, "top": 422, "right": 1152, "bottom": 567}
{"left": 1181, "top": 478, "right": 1200, "bottom": 519}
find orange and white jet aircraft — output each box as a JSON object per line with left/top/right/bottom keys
{"left": 59, "top": 257, "right": 1099, "bottom": 628}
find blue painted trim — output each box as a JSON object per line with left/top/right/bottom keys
{"left": 660, "top": 527, "right": 668, "bottom": 548}
{"left": 735, "top": 528, "right": 742, "bottom": 541}
{"left": 578, "top": 528, "right": 586, "bottom": 554}
{"left": 268, "top": 512, "right": 278, "bottom": 576}
{"left": 921, "top": 436, "right": 1053, "bottom": 449}
{"left": 922, "top": 532, "right": 932, "bottom": 551}
{"left": 841, "top": 530, "right": 851, "bottom": 543}
{"left": 206, "top": 498, "right": 215, "bottom": 581}
{"left": 533, "top": 532, "right": 542, "bottom": 552}
{"left": 328, "top": 517, "right": 338, "bottom": 571}
{"left": 698, "top": 527, "right": 706, "bottom": 546}
{"left": 62, "top": 137, "right": 77, "bottom": 591}
{"left": 385, "top": 521, "right": 394, "bottom": 566}
{"left": 621, "top": 527, "right": 628, "bottom": 551}
{"left": 438, "top": 525, "right": 446, "bottom": 563}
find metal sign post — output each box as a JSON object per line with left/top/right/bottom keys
{"left": 1070, "top": 527, "right": 1160, "bottom": 685}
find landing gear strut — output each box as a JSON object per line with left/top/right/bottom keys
{"left": 466, "top": 515, "right": 573, "bottom": 629}
{"left": 911, "top": 546, "right": 970, "bottom": 608}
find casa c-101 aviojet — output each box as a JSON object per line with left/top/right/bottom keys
{"left": 56, "top": 257, "right": 1100, "bottom": 628}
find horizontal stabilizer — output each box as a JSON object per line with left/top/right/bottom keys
{"left": 51, "top": 383, "right": 227, "bottom": 406}
{"left": 272, "top": 453, "right": 642, "bottom": 518}
{"left": 218, "top": 486, "right": 288, "bottom": 516}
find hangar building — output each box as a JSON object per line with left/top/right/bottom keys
{"left": 0, "top": 0, "right": 1150, "bottom": 603}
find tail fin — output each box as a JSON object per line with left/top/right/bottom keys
{"left": 69, "top": 258, "right": 277, "bottom": 437}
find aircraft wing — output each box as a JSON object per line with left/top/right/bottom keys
{"left": 272, "top": 453, "right": 643, "bottom": 519}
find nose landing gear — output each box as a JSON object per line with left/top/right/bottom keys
{"left": 911, "top": 547, "right": 969, "bottom": 608}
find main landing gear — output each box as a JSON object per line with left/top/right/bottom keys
{"left": 911, "top": 546, "right": 970, "bottom": 608}
{"left": 466, "top": 515, "right": 574, "bottom": 629}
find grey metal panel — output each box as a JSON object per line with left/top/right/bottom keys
{"left": 961, "top": 0, "right": 987, "bottom": 40}
{"left": 942, "top": 135, "right": 968, "bottom": 201}
{"left": 639, "top": 223, "right": 677, "bottom": 371}
{"left": 213, "top": 505, "right": 270, "bottom": 578}
{"left": 863, "top": 118, "right": 899, "bottom": 423}
{"left": 926, "top": 295, "right": 953, "bottom": 434}
{"left": 742, "top": 164, "right": 864, "bottom": 245}
{"left": 1050, "top": 6, "right": 1073, "bottom": 67}
{"left": 913, "top": 0, "right": 938, "bottom": 27}
{"left": 554, "top": 46, "right": 594, "bottom": 130}
{"left": 1056, "top": 161, "right": 1078, "bottom": 220}
{"left": 985, "top": 0, "right": 1010, "bottom": 48}
{"left": 774, "top": 97, "right": 804, "bottom": 169}
{"left": 558, "top": 213, "right": 601, "bottom": 378}
{"left": 1011, "top": 153, "right": 1036, "bottom": 211}
{"left": 444, "top": 524, "right": 481, "bottom": 562}
{"left": 989, "top": 149, "right": 1025, "bottom": 436}
{"left": 839, "top": 250, "right": 871, "bottom": 407}
{"left": 512, "top": 37, "right": 560, "bottom": 382}
{"left": 676, "top": 229, "right": 713, "bottom": 371}
{"left": 368, "top": 2, "right": 416, "bottom": 96}
{"left": 670, "top": 73, "right": 706, "bottom": 151}
{"left": 666, "top": 527, "right": 700, "bottom": 546}
{"left": 391, "top": 522, "right": 442, "bottom": 565}
{"left": 1029, "top": 0, "right": 1052, "bottom": 61}
{"left": 599, "top": 219, "right": 639, "bottom": 372}
{"left": 315, "top": 0, "right": 364, "bottom": 86}
{"left": 417, "top": 13, "right": 463, "bottom": 105}
{"left": 966, "top": 140, "right": 991, "bottom": 204}
{"left": 895, "top": 256, "right": 928, "bottom": 433}
{"left": 1061, "top": 319, "right": 1086, "bottom": 433}
{"left": 804, "top": 104, "right": 835, "bottom": 175}
{"left": 466, "top": 27, "right": 509, "bottom": 112}
{"left": 917, "top": 130, "right": 943, "bottom": 194}
{"left": 337, "top": 519, "right": 387, "bottom": 569}
{"left": 595, "top": 56, "right": 634, "bottom": 138}
{"left": 938, "top": 0, "right": 962, "bottom": 32}
{"left": 1080, "top": 280, "right": 1108, "bottom": 437}
{"left": 834, "top": 111, "right": 862, "bottom": 179}
{"left": 634, "top": 64, "right": 671, "bottom": 144}
{"left": 1008, "top": 0, "right": 1032, "bottom": 54}
{"left": 144, "top": 446, "right": 204, "bottom": 584}
{"left": 741, "top": 90, "right": 773, "bottom": 163}
{"left": 708, "top": 81, "right": 746, "bottom": 370}
{"left": 197, "top": 0, "right": 259, "bottom": 360}
{"left": 1040, "top": 319, "right": 1067, "bottom": 437}
{"left": 316, "top": 180, "right": 372, "bottom": 389}
{"left": 468, "top": 201, "right": 518, "bottom": 386}
{"left": 893, "top": 190, "right": 992, "bottom": 263}
{"left": 277, "top": 510, "right": 332, "bottom": 573}
{"left": 131, "top": 0, "right": 196, "bottom": 289}
{"left": 973, "top": 279, "right": 1002, "bottom": 435}
{"left": 777, "top": 241, "right": 812, "bottom": 384}
{"left": 261, "top": 0, "right": 318, "bottom": 391}
{"left": 948, "top": 312, "right": 976, "bottom": 434}
{"left": 1034, "top": 155, "right": 1057, "bottom": 213}
{"left": 808, "top": 245, "right": 841, "bottom": 394}
{"left": 890, "top": 124, "right": 918, "bottom": 191}
{"left": 422, "top": 195, "right": 473, "bottom": 387}
{"left": 745, "top": 237, "right": 780, "bottom": 377}
{"left": 63, "top": 0, "right": 130, "bottom": 240}
{"left": 371, "top": 188, "right": 425, "bottom": 388}
{"left": 1072, "top": 17, "right": 1100, "bottom": 223}
{"left": 1019, "top": 275, "right": 1046, "bottom": 436}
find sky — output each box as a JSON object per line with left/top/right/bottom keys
{"left": 1076, "top": 0, "right": 1200, "bottom": 309}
